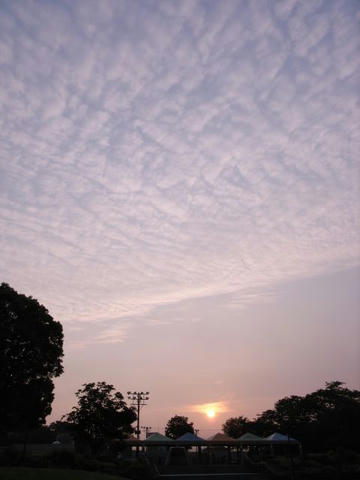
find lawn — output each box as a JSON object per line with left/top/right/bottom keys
{"left": 0, "top": 467, "right": 130, "bottom": 480}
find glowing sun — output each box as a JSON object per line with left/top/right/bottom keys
{"left": 192, "top": 401, "right": 226, "bottom": 419}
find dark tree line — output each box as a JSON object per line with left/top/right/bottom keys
{"left": 0, "top": 283, "right": 64, "bottom": 433}
{"left": 222, "top": 381, "right": 360, "bottom": 452}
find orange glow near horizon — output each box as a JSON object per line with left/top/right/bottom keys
{"left": 189, "top": 401, "right": 228, "bottom": 419}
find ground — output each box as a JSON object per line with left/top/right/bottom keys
{"left": 159, "top": 475, "right": 267, "bottom": 480}
{"left": 159, "top": 463, "right": 268, "bottom": 480}
{"left": 0, "top": 467, "right": 130, "bottom": 480}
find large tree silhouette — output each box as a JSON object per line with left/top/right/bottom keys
{"left": 0, "top": 283, "right": 64, "bottom": 432}
{"left": 165, "top": 415, "right": 194, "bottom": 439}
{"left": 222, "top": 416, "right": 251, "bottom": 438}
{"left": 64, "top": 382, "right": 136, "bottom": 455}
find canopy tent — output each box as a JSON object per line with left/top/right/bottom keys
{"left": 237, "top": 432, "right": 264, "bottom": 441}
{"left": 207, "top": 432, "right": 234, "bottom": 441}
{"left": 176, "top": 432, "right": 205, "bottom": 442}
{"left": 146, "top": 432, "right": 173, "bottom": 442}
{"left": 126, "top": 434, "right": 141, "bottom": 441}
{"left": 266, "top": 432, "right": 297, "bottom": 442}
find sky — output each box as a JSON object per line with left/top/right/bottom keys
{"left": 0, "top": 0, "right": 359, "bottom": 437}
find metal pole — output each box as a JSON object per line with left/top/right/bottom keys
{"left": 137, "top": 397, "right": 140, "bottom": 439}
{"left": 127, "top": 391, "right": 150, "bottom": 439}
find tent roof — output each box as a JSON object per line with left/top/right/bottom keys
{"left": 237, "top": 432, "right": 263, "bottom": 441}
{"left": 146, "top": 432, "right": 173, "bottom": 442}
{"left": 207, "top": 432, "right": 233, "bottom": 441}
{"left": 266, "top": 432, "right": 297, "bottom": 442}
{"left": 176, "top": 432, "right": 205, "bottom": 442}
{"left": 126, "top": 434, "right": 141, "bottom": 442}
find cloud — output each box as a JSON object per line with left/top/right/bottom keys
{"left": 0, "top": 0, "right": 359, "bottom": 344}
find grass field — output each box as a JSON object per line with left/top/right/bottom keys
{"left": 0, "top": 467, "right": 130, "bottom": 480}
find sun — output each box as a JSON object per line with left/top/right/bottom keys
{"left": 206, "top": 409, "right": 215, "bottom": 418}
{"left": 194, "top": 401, "right": 226, "bottom": 419}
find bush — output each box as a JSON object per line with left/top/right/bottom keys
{"left": 76, "top": 456, "right": 100, "bottom": 472}
{"left": 45, "top": 450, "right": 77, "bottom": 468}
{"left": 0, "top": 447, "right": 22, "bottom": 466}
{"left": 26, "top": 455, "right": 51, "bottom": 468}
{"left": 0, "top": 446, "right": 155, "bottom": 479}
{"left": 117, "top": 459, "right": 154, "bottom": 480}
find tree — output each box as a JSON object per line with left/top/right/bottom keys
{"left": 303, "top": 381, "right": 360, "bottom": 451}
{"left": 253, "top": 381, "right": 360, "bottom": 452}
{"left": 222, "top": 416, "right": 251, "bottom": 438}
{"left": 0, "top": 283, "right": 64, "bottom": 432}
{"left": 49, "top": 420, "right": 74, "bottom": 445}
{"left": 63, "top": 382, "right": 137, "bottom": 455}
{"left": 252, "top": 408, "right": 281, "bottom": 436}
{"left": 165, "top": 415, "right": 194, "bottom": 439}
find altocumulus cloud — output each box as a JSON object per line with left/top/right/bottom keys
{"left": 0, "top": 0, "right": 359, "bottom": 344}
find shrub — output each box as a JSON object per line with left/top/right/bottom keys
{"left": 0, "top": 446, "right": 22, "bottom": 466}
{"left": 117, "top": 459, "right": 154, "bottom": 480}
{"left": 45, "top": 450, "right": 77, "bottom": 468}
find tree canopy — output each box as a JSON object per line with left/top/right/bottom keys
{"left": 0, "top": 282, "right": 64, "bottom": 432}
{"left": 165, "top": 415, "right": 194, "bottom": 439}
{"left": 63, "top": 382, "right": 136, "bottom": 454}
{"left": 222, "top": 381, "right": 360, "bottom": 452}
{"left": 222, "top": 416, "right": 251, "bottom": 438}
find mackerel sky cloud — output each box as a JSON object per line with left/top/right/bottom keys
{"left": 0, "top": 0, "right": 359, "bottom": 430}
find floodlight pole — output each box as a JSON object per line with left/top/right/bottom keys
{"left": 141, "top": 425, "right": 152, "bottom": 438}
{"left": 127, "top": 391, "right": 150, "bottom": 439}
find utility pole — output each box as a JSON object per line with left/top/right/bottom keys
{"left": 127, "top": 391, "right": 150, "bottom": 439}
